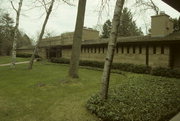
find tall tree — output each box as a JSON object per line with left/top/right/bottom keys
{"left": 11, "top": 0, "right": 23, "bottom": 68}
{"left": 118, "top": 7, "right": 143, "bottom": 36}
{"left": 101, "top": 7, "right": 143, "bottom": 38}
{"left": 28, "top": 0, "right": 55, "bottom": 70}
{"left": 68, "top": 0, "right": 87, "bottom": 78}
{"left": 101, "top": 0, "right": 125, "bottom": 100}
{"left": 101, "top": 19, "right": 112, "bottom": 38}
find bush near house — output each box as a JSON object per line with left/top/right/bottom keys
{"left": 16, "top": 53, "right": 40, "bottom": 58}
{"left": 151, "top": 67, "right": 180, "bottom": 78}
{"left": 86, "top": 76, "right": 180, "bottom": 121}
{"left": 50, "top": 58, "right": 180, "bottom": 78}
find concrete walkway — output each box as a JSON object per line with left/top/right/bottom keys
{"left": 0, "top": 61, "right": 35, "bottom": 67}
{"left": 170, "top": 112, "right": 180, "bottom": 121}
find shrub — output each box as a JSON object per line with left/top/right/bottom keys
{"left": 50, "top": 58, "right": 151, "bottom": 74}
{"left": 17, "top": 53, "right": 40, "bottom": 58}
{"left": 50, "top": 58, "right": 69, "bottom": 64}
{"left": 151, "top": 67, "right": 180, "bottom": 78}
{"left": 50, "top": 58, "right": 180, "bottom": 78}
{"left": 112, "top": 63, "right": 151, "bottom": 74}
{"left": 80, "top": 60, "right": 104, "bottom": 68}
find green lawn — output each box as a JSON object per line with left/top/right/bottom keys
{"left": 0, "top": 62, "right": 179, "bottom": 121}
{"left": 0, "top": 56, "right": 30, "bottom": 64}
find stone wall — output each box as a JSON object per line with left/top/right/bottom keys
{"left": 17, "top": 44, "right": 172, "bottom": 68}
{"left": 149, "top": 46, "right": 170, "bottom": 68}
{"left": 61, "top": 45, "right": 170, "bottom": 68}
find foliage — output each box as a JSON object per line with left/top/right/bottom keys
{"left": 173, "top": 17, "right": 180, "bottom": 32}
{"left": 151, "top": 67, "right": 180, "bottom": 78}
{"left": 101, "top": 20, "right": 112, "bottom": 38}
{"left": 0, "top": 13, "right": 14, "bottom": 55}
{"left": 50, "top": 58, "right": 150, "bottom": 74}
{"left": 0, "top": 13, "right": 32, "bottom": 56}
{"left": 101, "top": 7, "right": 143, "bottom": 38}
{"left": 111, "top": 63, "right": 151, "bottom": 74}
{"left": 16, "top": 53, "right": 40, "bottom": 58}
{"left": 87, "top": 75, "right": 180, "bottom": 121}
{"left": 118, "top": 8, "right": 143, "bottom": 37}
{"left": 50, "top": 58, "right": 180, "bottom": 78}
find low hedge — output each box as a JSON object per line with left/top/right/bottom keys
{"left": 151, "top": 67, "right": 180, "bottom": 78}
{"left": 50, "top": 58, "right": 180, "bottom": 78}
{"left": 17, "top": 53, "right": 40, "bottom": 58}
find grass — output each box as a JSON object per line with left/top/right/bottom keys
{"left": 0, "top": 61, "right": 179, "bottom": 121}
{"left": 0, "top": 56, "right": 30, "bottom": 64}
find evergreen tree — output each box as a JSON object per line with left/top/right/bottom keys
{"left": 173, "top": 17, "right": 180, "bottom": 32}
{"left": 101, "top": 20, "right": 112, "bottom": 38}
{"left": 101, "top": 7, "right": 143, "bottom": 38}
{"left": 119, "top": 7, "right": 143, "bottom": 36}
{"left": 0, "top": 13, "right": 32, "bottom": 55}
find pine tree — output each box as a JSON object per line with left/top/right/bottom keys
{"left": 101, "top": 7, "right": 143, "bottom": 38}
{"left": 118, "top": 7, "right": 143, "bottom": 36}
{"left": 101, "top": 20, "right": 112, "bottom": 38}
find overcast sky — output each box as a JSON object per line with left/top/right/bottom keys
{"left": 1, "top": 0, "right": 180, "bottom": 39}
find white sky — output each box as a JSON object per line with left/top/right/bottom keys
{"left": 1, "top": 0, "right": 180, "bottom": 39}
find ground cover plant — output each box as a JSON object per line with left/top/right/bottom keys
{"left": 0, "top": 61, "right": 179, "bottom": 121}
{"left": 87, "top": 75, "right": 180, "bottom": 121}
{"left": 0, "top": 56, "right": 30, "bottom": 64}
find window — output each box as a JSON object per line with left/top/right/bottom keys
{"left": 121, "top": 46, "right": 124, "bottom": 53}
{"left": 91, "top": 47, "right": 93, "bottom": 53}
{"left": 103, "top": 47, "right": 104, "bottom": 53}
{"left": 153, "top": 46, "right": 156, "bottom": 54}
{"left": 127, "top": 46, "right": 129, "bottom": 54}
{"left": 87, "top": 47, "right": 89, "bottom": 53}
{"left": 161, "top": 46, "right": 164, "bottom": 54}
{"left": 95, "top": 47, "right": 96, "bottom": 53}
{"left": 139, "top": 46, "right": 142, "bottom": 54}
{"left": 98, "top": 47, "right": 101, "bottom": 53}
{"left": 133, "top": 46, "right": 136, "bottom": 54}
{"left": 116, "top": 46, "right": 119, "bottom": 53}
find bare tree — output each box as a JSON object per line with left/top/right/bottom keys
{"left": 101, "top": 0, "right": 125, "bottom": 100}
{"left": 11, "top": 0, "right": 23, "bottom": 68}
{"left": 68, "top": 0, "right": 87, "bottom": 78}
{"left": 28, "top": 0, "right": 55, "bottom": 69}
{"left": 135, "top": 0, "right": 159, "bottom": 15}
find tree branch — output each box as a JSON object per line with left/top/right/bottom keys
{"left": 62, "top": 0, "right": 75, "bottom": 6}
{"left": 10, "top": 1, "right": 18, "bottom": 13}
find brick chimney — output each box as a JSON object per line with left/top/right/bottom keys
{"left": 151, "top": 12, "right": 174, "bottom": 37}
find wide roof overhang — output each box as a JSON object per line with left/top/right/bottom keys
{"left": 162, "top": 0, "right": 180, "bottom": 12}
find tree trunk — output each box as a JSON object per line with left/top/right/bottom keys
{"left": 101, "top": 0, "right": 125, "bottom": 100}
{"left": 28, "top": 0, "right": 55, "bottom": 70}
{"left": 11, "top": 0, "right": 23, "bottom": 68}
{"left": 68, "top": 0, "right": 87, "bottom": 78}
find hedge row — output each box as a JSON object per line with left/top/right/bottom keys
{"left": 50, "top": 58, "right": 180, "bottom": 78}
{"left": 16, "top": 53, "right": 40, "bottom": 58}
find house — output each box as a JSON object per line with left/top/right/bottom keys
{"left": 17, "top": 13, "right": 180, "bottom": 69}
